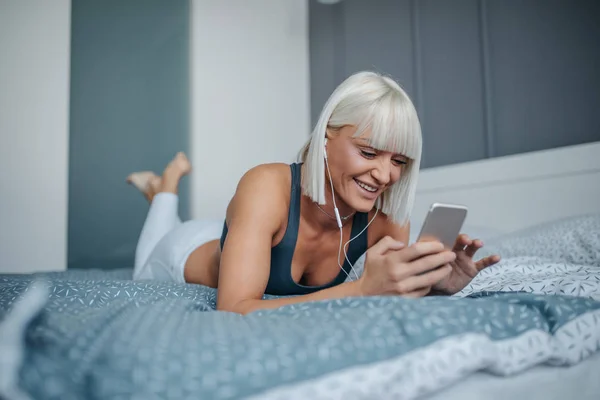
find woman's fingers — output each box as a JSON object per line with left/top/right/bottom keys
{"left": 403, "top": 286, "right": 432, "bottom": 298}
{"left": 409, "top": 251, "right": 456, "bottom": 275}
{"left": 475, "top": 254, "right": 501, "bottom": 271}
{"left": 395, "top": 264, "right": 452, "bottom": 294}
{"left": 452, "top": 234, "right": 472, "bottom": 252}
{"left": 396, "top": 241, "right": 446, "bottom": 263}
{"left": 465, "top": 239, "right": 484, "bottom": 258}
{"left": 370, "top": 235, "right": 406, "bottom": 256}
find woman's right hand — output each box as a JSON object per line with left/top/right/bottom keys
{"left": 359, "top": 236, "right": 456, "bottom": 298}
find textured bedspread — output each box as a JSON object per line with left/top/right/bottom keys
{"left": 1, "top": 259, "right": 599, "bottom": 400}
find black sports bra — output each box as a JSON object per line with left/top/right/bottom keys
{"left": 219, "top": 163, "right": 369, "bottom": 295}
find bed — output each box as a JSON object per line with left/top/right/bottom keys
{"left": 1, "top": 142, "right": 599, "bottom": 400}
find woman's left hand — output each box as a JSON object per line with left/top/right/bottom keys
{"left": 431, "top": 234, "right": 501, "bottom": 295}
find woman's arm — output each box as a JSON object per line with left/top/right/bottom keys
{"left": 216, "top": 165, "right": 363, "bottom": 315}
{"left": 217, "top": 166, "right": 451, "bottom": 314}
{"left": 231, "top": 281, "right": 362, "bottom": 315}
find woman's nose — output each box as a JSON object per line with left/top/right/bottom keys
{"left": 371, "top": 160, "right": 391, "bottom": 185}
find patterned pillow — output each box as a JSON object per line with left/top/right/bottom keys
{"left": 483, "top": 213, "right": 600, "bottom": 267}
{"left": 345, "top": 214, "right": 600, "bottom": 284}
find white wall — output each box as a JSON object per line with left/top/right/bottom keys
{"left": 0, "top": 0, "right": 71, "bottom": 273}
{"left": 190, "top": 0, "right": 310, "bottom": 220}
{"left": 412, "top": 141, "right": 600, "bottom": 236}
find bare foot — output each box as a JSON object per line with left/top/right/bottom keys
{"left": 147, "top": 175, "right": 163, "bottom": 203}
{"left": 126, "top": 171, "right": 161, "bottom": 202}
{"left": 166, "top": 152, "right": 192, "bottom": 176}
{"left": 160, "top": 152, "right": 192, "bottom": 195}
{"left": 127, "top": 153, "right": 191, "bottom": 200}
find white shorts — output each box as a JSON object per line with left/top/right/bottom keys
{"left": 132, "top": 192, "right": 223, "bottom": 283}
{"left": 138, "top": 219, "right": 223, "bottom": 283}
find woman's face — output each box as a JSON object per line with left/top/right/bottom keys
{"left": 324, "top": 125, "right": 408, "bottom": 213}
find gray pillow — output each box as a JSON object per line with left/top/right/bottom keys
{"left": 483, "top": 213, "right": 600, "bottom": 267}
{"left": 347, "top": 213, "right": 600, "bottom": 283}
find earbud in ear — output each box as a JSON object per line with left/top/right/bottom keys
{"left": 323, "top": 138, "right": 328, "bottom": 160}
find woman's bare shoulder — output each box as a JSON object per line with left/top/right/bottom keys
{"left": 226, "top": 163, "right": 294, "bottom": 220}
{"left": 235, "top": 163, "right": 293, "bottom": 194}
{"left": 240, "top": 162, "right": 292, "bottom": 182}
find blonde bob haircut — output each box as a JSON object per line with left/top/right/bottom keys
{"left": 299, "top": 71, "right": 422, "bottom": 225}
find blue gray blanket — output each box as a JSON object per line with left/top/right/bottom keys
{"left": 1, "top": 264, "right": 599, "bottom": 400}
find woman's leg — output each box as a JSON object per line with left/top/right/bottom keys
{"left": 128, "top": 152, "right": 191, "bottom": 280}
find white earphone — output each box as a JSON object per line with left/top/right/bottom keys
{"left": 323, "top": 137, "right": 379, "bottom": 281}
{"left": 323, "top": 138, "right": 343, "bottom": 229}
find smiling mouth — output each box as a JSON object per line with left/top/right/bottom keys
{"left": 353, "top": 178, "right": 378, "bottom": 193}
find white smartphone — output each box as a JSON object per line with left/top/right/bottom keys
{"left": 416, "top": 202, "right": 468, "bottom": 249}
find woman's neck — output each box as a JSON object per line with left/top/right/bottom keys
{"left": 298, "top": 163, "right": 355, "bottom": 230}
{"left": 300, "top": 191, "right": 355, "bottom": 232}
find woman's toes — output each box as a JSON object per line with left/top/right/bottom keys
{"left": 126, "top": 171, "right": 156, "bottom": 193}
{"left": 168, "top": 152, "right": 192, "bottom": 176}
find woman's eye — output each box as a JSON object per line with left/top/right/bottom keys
{"left": 361, "top": 150, "right": 377, "bottom": 158}
{"left": 393, "top": 159, "right": 408, "bottom": 166}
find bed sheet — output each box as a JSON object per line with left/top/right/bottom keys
{"left": 426, "top": 348, "right": 600, "bottom": 400}
{"left": 1, "top": 214, "right": 599, "bottom": 400}
{"left": 0, "top": 264, "right": 598, "bottom": 400}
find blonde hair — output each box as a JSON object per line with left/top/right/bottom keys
{"left": 299, "top": 71, "right": 422, "bottom": 225}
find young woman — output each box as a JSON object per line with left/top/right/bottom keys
{"left": 127, "top": 71, "right": 500, "bottom": 314}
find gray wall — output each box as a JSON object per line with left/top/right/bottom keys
{"left": 68, "top": 0, "right": 190, "bottom": 269}
{"left": 310, "top": 0, "right": 600, "bottom": 168}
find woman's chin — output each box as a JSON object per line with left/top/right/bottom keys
{"left": 346, "top": 198, "right": 377, "bottom": 214}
